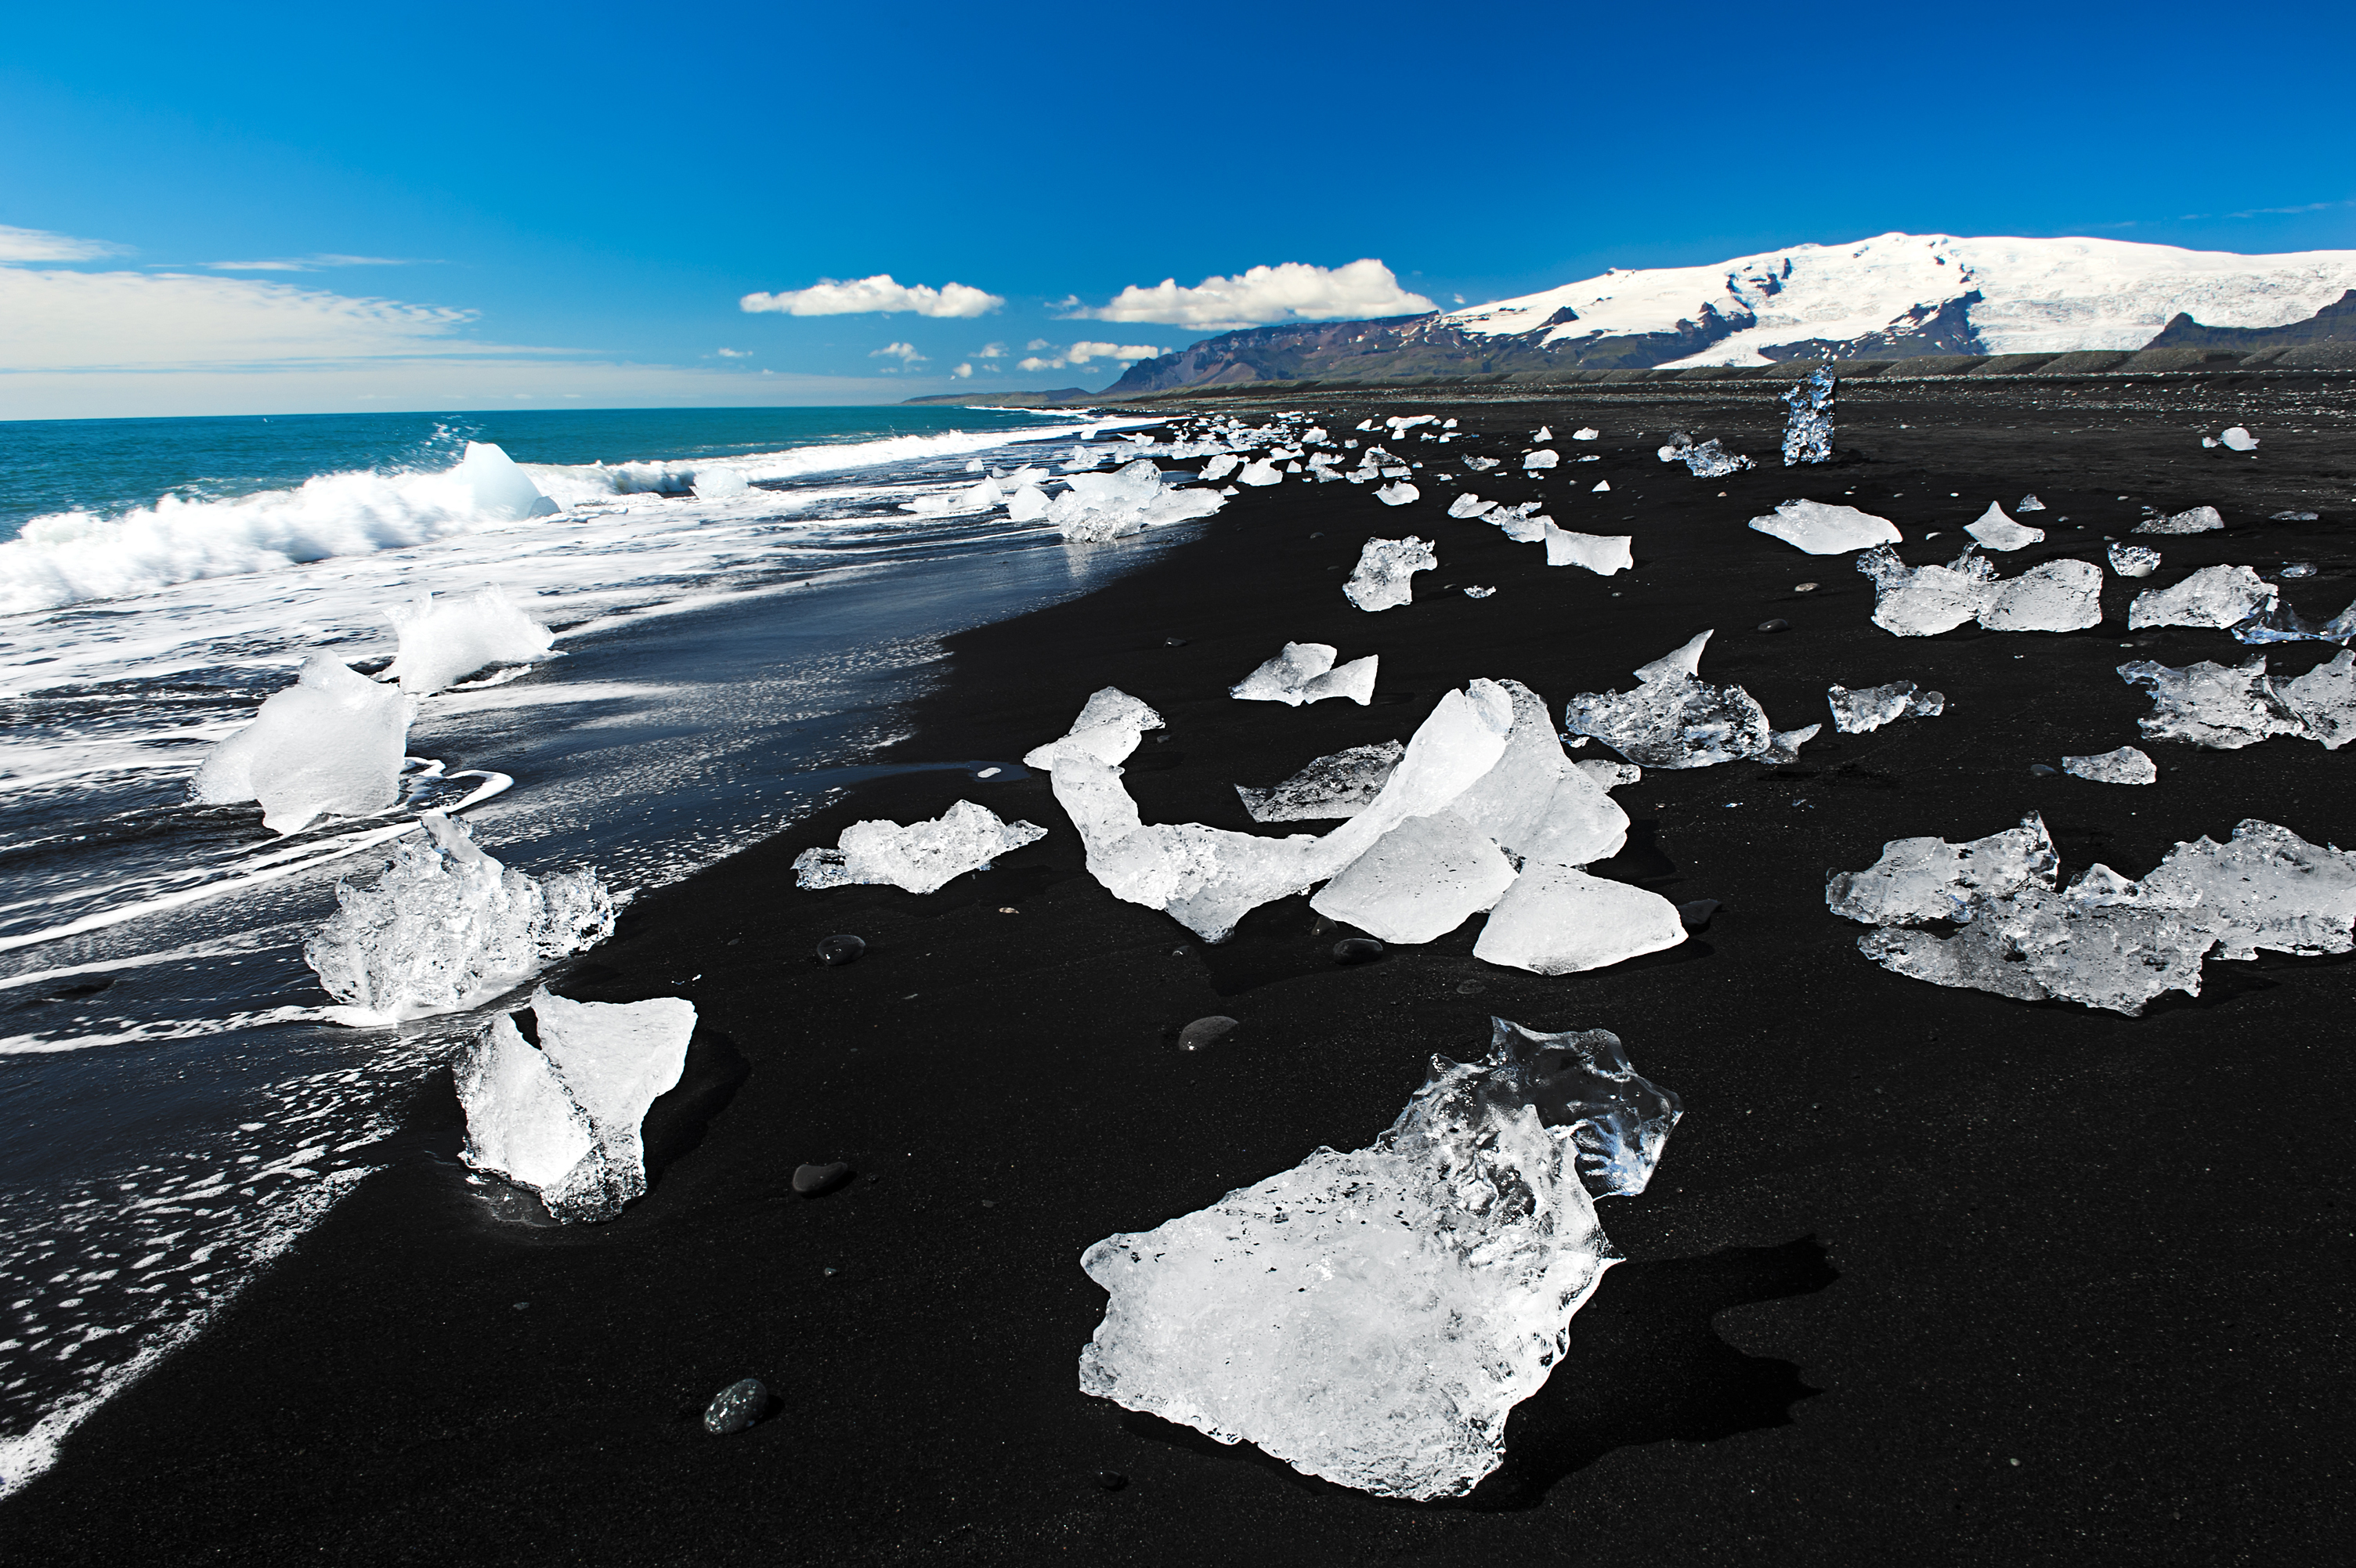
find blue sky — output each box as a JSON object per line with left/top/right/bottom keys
{"left": 3, "top": 0, "right": 2349, "bottom": 417}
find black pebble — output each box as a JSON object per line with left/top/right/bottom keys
{"left": 793, "top": 1162, "right": 851, "bottom": 1197}
{"left": 1677, "top": 898, "right": 1722, "bottom": 931}
{"left": 1178, "top": 1016, "right": 1239, "bottom": 1052}
{"left": 1163, "top": 636, "right": 1189, "bottom": 647}
{"left": 1757, "top": 618, "right": 1790, "bottom": 633}
{"left": 1333, "top": 938, "right": 1386, "bottom": 965}
{"left": 2029, "top": 763, "right": 2060, "bottom": 777}
{"left": 816, "top": 934, "right": 865, "bottom": 966}
{"left": 1096, "top": 1471, "right": 1128, "bottom": 1492}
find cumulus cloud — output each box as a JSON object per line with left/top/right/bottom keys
{"left": 1016, "top": 341, "right": 1166, "bottom": 372}
{"left": 714, "top": 347, "right": 751, "bottom": 358}
{"left": 975, "top": 342, "right": 1006, "bottom": 358}
{"left": 1017, "top": 356, "right": 1057, "bottom": 372}
{"left": 0, "top": 224, "right": 126, "bottom": 263}
{"left": 1066, "top": 258, "right": 1434, "bottom": 330}
{"left": 952, "top": 363, "right": 972, "bottom": 378}
{"left": 869, "top": 341, "right": 927, "bottom": 367}
{"left": 740, "top": 274, "right": 1003, "bottom": 318}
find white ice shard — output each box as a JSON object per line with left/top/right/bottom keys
{"left": 1343, "top": 536, "right": 1437, "bottom": 612}
{"left": 1523, "top": 449, "right": 1559, "bottom": 471}
{"left": 454, "top": 989, "right": 696, "bottom": 1222}
{"left": 1375, "top": 482, "right": 1420, "bottom": 506}
{"left": 1541, "top": 523, "right": 1634, "bottom": 575}
{"left": 1748, "top": 499, "right": 1902, "bottom": 555}
{"left": 1047, "top": 459, "right": 1226, "bottom": 544}
{"left": 2062, "top": 746, "right": 2157, "bottom": 784}
{"left": 1227, "top": 642, "right": 1379, "bottom": 707}
{"left": 2108, "top": 543, "right": 2160, "bottom": 577}
{"left": 2134, "top": 504, "right": 2224, "bottom": 536}
{"left": 1238, "top": 460, "right": 1283, "bottom": 486}
{"left": 2228, "top": 594, "right": 2356, "bottom": 646}
{"left": 1474, "top": 865, "right": 1686, "bottom": 974}
{"left": 1824, "top": 812, "right": 2058, "bottom": 927}
{"left": 1657, "top": 433, "right": 1753, "bottom": 477}
{"left": 2275, "top": 651, "right": 2356, "bottom": 748}
{"left": 1006, "top": 483, "right": 1051, "bottom": 522}
{"left": 1311, "top": 809, "right": 1516, "bottom": 943}
{"left": 1448, "top": 492, "right": 1498, "bottom": 518}
{"left": 189, "top": 652, "right": 414, "bottom": 835}
{"left": 2127, "top": 565, "right": 2275, "bottom": 630}
{"left": 1078, "top": 1017, "right": 1676, "bottom": 1500}
{"left": 455, "top": 441, "right": 561, "bottom": 522}
{"left": 1462, "top": 455, "right": 1500, "bottom": 472}
{"left": 1450, "top": 679, "right": 1628, "bottom": 866}
{"left": 2018, "top": 494, "right": 2047, "bottom": 511}
{"left": 792, "top": 800, "right": 1046, "bottom": 895}
{"left": 1465, "top": 585, "right": 1496, "bottom": 598}
{"left": 1487, "top": 503, "right": 1548, "bottom": 543}
{"left": 1023, "top": 686, "right": 1165, "bottom": 769}
{"left": 1780, "top": 364, "right": 1836, "bottom": 466}
{"left": 1827, "top": 679, "right": 1945, "bottom": 734}
{"left": 1856, "top": 545, "right": 1997, "bottom": 635}
{"left": 1236, "top": 742, "right": 1404, "bottom": 822}
{"left": 1199, "top": 453, "right": 1240, "bottom": 482}
{"left": 1533, "top": 426, "right": 1552, "bottom": 442}
{"left": 1562, "top": 631, "right": 1811, "bottom": 769}
{"left": 382, "top": 588, "right": 557, "bottom": 695}
{"left": 1590, "top": 480, "right": 1611, "bottom": 493}
{"left": 1965, "top": 502, "right": 2045, "bottom": 551}
{"left": 303, "top": 812, "right": 615, "bottom": 1027}
{"left": 1573, "top": 428, "right": 1599, "bottom": 441}
{"left": 1979, "top": 558, "right": 2105, "bottom": 633}
{"left": 2220, "top": 427, "right": 2259, "bottom": 452}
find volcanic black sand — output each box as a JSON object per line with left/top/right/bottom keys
{"left": 6, "top": 375, "right": 2354, "bottom": 1565}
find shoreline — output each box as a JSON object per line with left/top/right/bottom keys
{"left": 5, "top": 381, "right": 2352, "bottom": 1563}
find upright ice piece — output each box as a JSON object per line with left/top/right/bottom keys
{"left": 2133, "top": 505, "right": 2224, "bottom": 536}
{"left": 1474, "top": 865, "right": 1686, "bottom": 974}
{"left": 304, "top": 812, "right": 616, "bottom": 1026}
{"left": 1311, "top": 810, "right": 1516, "bottom": 944}
{"left": 1077, "top": 1017, "right": 1677, "bottom": 1500}
{"left": 792, "top": 800, "right": 1046, "bottom": 894}
{"left": 1343, "top": 537, "right": 1437, "bottom": 612}
{"left": 383, "top": 588, "right": 557, "bottom": 695}
{"left": 2062, "top": 746, "right": 2157, "bottom": 784}
{"left": 1236, "top": 742, "right": 1404, "bottom": 822}
{"left": 1827, "top": 680, "right": 1945, "bottom": 734}
{"left": 2127, "top": 565, "right": 2275, "bottom": 630}
{"left": 1563, "top": 631, "right": 1811, "bottom": 768}
{"left": 188, "top": 652, "right": 414, "bottom": 835}
{"left": 1541, "top": 523, "right": 1633, "bottom": 575}
{"left": 1749, "top": 498, "right": 1902, "bottom": 555}
{"left": 2108, "top": 543, "right": 2160, "bottom": 577}
{"left": 1023, "top": 687, "right": 1164, "bottom": 770}
{"left": 453, "top": 989, "right": 696, "bottom": 1223}
{"left": 1779, "top": 364, "right": 1836, "bottom": 465}
{"left": 1228, "top": 642, "right": 1379, "bottom": 706}
{"left": 454, "top": 442, "right": 561, "bottom": 521}
{"left": 1965, "top": 502, "right": 2044, "bottom": 551}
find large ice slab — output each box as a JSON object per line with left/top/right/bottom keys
{"left": 1857, "top": 546, "right": 2100, "bottom": 635}
{"left": 304, "top": 812, "right": 616, "bottom": 1027}
{"left": 1826, "top": 812, "right": 2058, "bottom": 927}
{"left": 1964, "top": 502, "right": 2044, "bottom": 551}
{"left": 188, "top": 652, "right": 414, "bottom": 835}
{"left": 1048, "top": 459, "right": 1226, "bottom": 543}
{"left": 1540, "top": 523, "right": 1634, "bottom": 575}
{"left": 2127, "top": 565, "right": 2275, "bottom": 630}
{"left": 1078, "top": 1016, "right": 1677, "bottom": 1500}
{"left": 792, "top": 800, "right": 1046, "bottom": 894}
{"left": 1228, "top": 642, "right": 1379, "bottom": 706}
{"left": 1343, "top": 536, "right": 1437, "bottom": 612}
{"left": 1979, "top": 558, "right": 2104, "bottom": 632}
{"left": 384, "top": 587, "right": 557, "bottom": 695}
{"left": 2138, "top": 819, "right": 2356, "bottom": 961}
{"left": 1236, "top": 742, "right": 1404, "bottom": 822}
{"left": 1023, "top": 686, "right": 1164, "bottom": 769}
{"left": 1563, "top": 631, "right": 1817, "bottom": 768}
{"left": 2119, "top": 652, "right": 2356, "bottom": 750}
{"left": 1311, "top": 809, "right": 1516, "bottom": 944}
{"left": 1473, "top": 865, "right": 1686, "bottom": 974}
{"left": 454, "top": 989, "right": 696, "bottom": 1222}
{"left": 1749, "top": 498, "right": 1901, "bottom": 555}
{"left": 1827, "top": 679, "right": 1945, "bottom": 733}
{"left": 1780, "top": 365, "right": 1836, "bottom": 466}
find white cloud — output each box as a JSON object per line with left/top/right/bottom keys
{"left": 1014, "top": 341, "right": 1166, "bottom": 372}
{"left": 714, "top": 347, "right": 751, "bottom": 358}
{"left": 952, "top": 363, "right": 972, "bottom": 378}
{"left": 0, "top": 224, "right": 126, "bottom": 263}
{"left": 869, "top": 341, "right": 926, "bottom": 364}
{"left": 1026, "top": 338, "right": 1053, "bottom": 350}
{"left": 1066, "top": 258, "right": 1435, "bottom": 330}
{"left": 975, "top": 341, "right": 1006, "bottom": 358}
{"left": 1017, "top": 356, "right": 1056, "bottom": 372}
{"left": 739, "top": 274, "right": 1003, "bottom": 318}
{"left": 199, "top": 254, "right": 428, "bottom": 272}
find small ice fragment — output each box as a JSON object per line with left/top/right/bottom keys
{"left": 1573, "top": 428, "right": 1599, "bottom": 441}
{"left": 1236, "top": 741, "right": 1405, "bottom": 822}
{"left": 1228, "top": 641, "right": 1379, "bottom": 707}
{"left": 1006, "top": 484, "right": 1050, "bottom": 522}
{"left": 1591, "top": 480, "right": 1611, "bottom": 493}
{"left": 2272, "top": 511, "right": 2319, "bottom": 522}
{"left": 705, "top": 1378, "right": 768, "bottom": 1435}
{"left": 188, "top": 653, "right": 414, "bottom": 835}
{"left": 1343, "top": 537, "right": 1437, "bottom": 612}
{"left": 1311, "top": 810, "right": 1516, "bottom": 944}
{"left": 1024, "top": 686, "right": 1165, "bottom": 769}
{"left": 2018, "top": 494, "right": 2047, "bottom": 511}
{"left": 1533, "top": 425, "right": 1553, "bottom": 441}
{"left": 1749, "top": 499, "right": 1902, "bottom": 555}
{"left": 2231, "top": 594, "right": 2356, "bottom": 646}
{"left": 2108, "top": 543, "right": 2160, "bottom": 577}
{"left": 2134, "top": 505, "right": 2224, "bottom": 536}
{"left": 1465, "top": 585, "right": 1495, "bottom": 598}
{"left": 454, "top": 990, "right": 696, "bottom": 1222}
{"left": 1966, "top": 502, "right": 2045, "bottom": 551}
{"left": 1658, "top": 433, "right": 1753, "bottom": 477}
{"left": 383, "top": 588, "right": 557, "bottom": 695}
{"left": 1076, "top": 1016, "right": 1674, "bottom": 1500}
{"left": 1541, "top": 523, "right": 1633, "bottom": 576}
{"left": 2220, "top": 427, "right": 2259, "bottom": 452}
{"left": 791, "top": 800, "right": 1047, "bottom": 894}
{"left": 1826, "top": 680, "right": 1945, "bottom": 734}
{"left": 1523, "top": 450, "right": 1559, "bottom": 471}
{"left": 304, "top": 812, "right": 615, "bottom": 1026}
{"left": 2127, "top": 565, "right": 2276, "bottom": 630}
{"left": 1375, "top": 482, "right": 1419, "bottom": 506}
{"left": 1779, "top": 364, "right": 1837, "bottom": 466}
{"left": 1474, "top": 865, "right": 1686, "bottom": 974}
{"left": 2279, "top": 562, "right": 2317, "bottom": 577}
{"left": 2062, "top": 746, "right": 2156, "bottom": 784}
{"left": 1447, "top": 493, "right": 1498, "bottom": 518}
{"left": 1462, "top": 455, "right": 1500, "bottom": 472}
{"left": 1486, "top": 502, "right": 1548, "bottom": 543}
{"left": 454, "top": 441, "right": 561, "bottom": 521}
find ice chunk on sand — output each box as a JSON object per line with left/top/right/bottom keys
{"left": 1462, "top": 455, "right": 1500, "bottom": 472}
{"left": 1856, "top": 545, "right": 1996, "bottom": 635}
{"left": 304, "top": 812, "right": 615, "bottom": 1027}
{"left": 1228, "top": 642, "right": 1379, "bottom": 706}
{"left": 1311, "top": 810, "right": 1515, "bottom": 944}
{"left": 1449, "top": 679, "right": 1628, "bottom": 867}
{"left": 1573, "top": 427, "right": 1599, "bottom": 441}
{"left": 1825, "top": 811, "right": 2058, "bottom": 927}
{"left": 2127, "top": 565, "right": 2275, "bottom": 630}
{"left": 1484, "top": 502, "right": 1548, "bottom": 543}
{"left": 1658, "top": 433, "right": 1753, "bottom": 477}
{"left": 2139, "top": 819, "right": 2356, "bottom": 961}
{"left": 792, "top": 800, "right": 1046, "bottom": 895}
{"left": 1238, "top": 459, "right": 1283, "bottom": 486}
{"left": 1749, "top": 498, "right": 1902, "bottom": 555}
{"left": 1236, "top": 742, "right": 1404, "bottom": 822}
{"left": 454, "top": 990, "right": 696, "bottom": 1222}
{"left": 1465, "top": 585, "right": 1495, "bottom": 598}
{"left": 455, "top": 441, "right": 561, "bottom": 522}
{"left": 1980, "top": 558, "right": 2104, "bottom": 633}
{"left": 189, "top": 652, "right": 414, "bottom": 834}
{"left": 1344, "top": 536, "right": 1436, "bottom": 612}
{"left": 1050, "top": 460, "right": 1227, "bottom": 544}
{"left": 383, "top": 588, "right": 556, "bottom": 695}
{"left": 1523, "top": 449, "right": 1559, "bottom": 471}
{"left": 1375, "top": 482, "right": 1419, "bottom": 506}
{"left": 2108, "top": 543, "right": 2159, "bottom": 577}
{"left": 2134, "top": 504, "right": 2224, "bottom": 536}
{"left": 2275, "top": 652, "right": 2356, "bottom": 748}
{"left": 1966, "top": 502, "right": 2045, "bottom": 551}
{"left": 2119, "top": 656, "right": 2287, "bottom": 749}
{"left": 1563, "top": 631, "right": 1809, "bottom": 768}
{"left": 1023, "top": 686, "right": 1165, "bottom": 769}
{"left": 1198, "top": 453, "right": 1239, "bottom": 482}
{"left": 2220, "top": 427, "right": 2259, "bottom": 452}
{"left": 1474, "top": 865, "right": 1686, "bottom": 974}
{"left": 1006, "top": 483, "right": 1050, "bottom": 522}
{"left": 2062, "top": 746, "right": 2157, "bottom": 784}
{"left": 1448, "top": 492, "right": 1498, "bottom": 518}
{"left": 1078, "top": 1017, "right": 1675, "bottom": 1499}
{"left": 1541, "top": 522, "right": 1633, "bottom": 575}
{"left": 1780, "top": 364, "right": 1836, "bottom": 466}
{"left": 1827, "top": 680, "right": 1945, "bottom": 733}
{"left": 2228, "top": 593, "right": 2356, "bottom": 646}
{"left": 2018, "top": 494, "right": 2047, "bottom": 511}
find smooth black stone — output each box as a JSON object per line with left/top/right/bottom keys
{"left": 793, "top": 1162, "right": 851, "bottom": 1197}
{"left": 1176, "top": 1016, "right": 1239, "bottom": 1052}
{"left": 1678, "top": 898, "right": 1722, "bottom": 931}
{"left": 2029, "top": 763, "right": 2060, "bottom": 776}
{"left": 815, "top": 934, "right": 865, "bottom": 966}
{"left": 1163, "top": 636, "right": 1189, "bottom": 646}
{"left": 1095, "top": 1471, "right": 1128, "bottom": 1492}
{"left": 1757, "top": 618, "right": 1790, "bottom": 632}
{"left": 703, "top": 1378, "right": 767, "bottom": 1436}
{"left": 1332, "top": 938, "right": 1386, "bottom": 965}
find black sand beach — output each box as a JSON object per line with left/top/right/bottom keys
{"left": 6, "top": 375, "right": 2353, "bottom": 1564}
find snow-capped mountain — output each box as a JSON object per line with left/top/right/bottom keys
{"left": 1101, "top": 233, "right": 2356, "bottom": 393}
